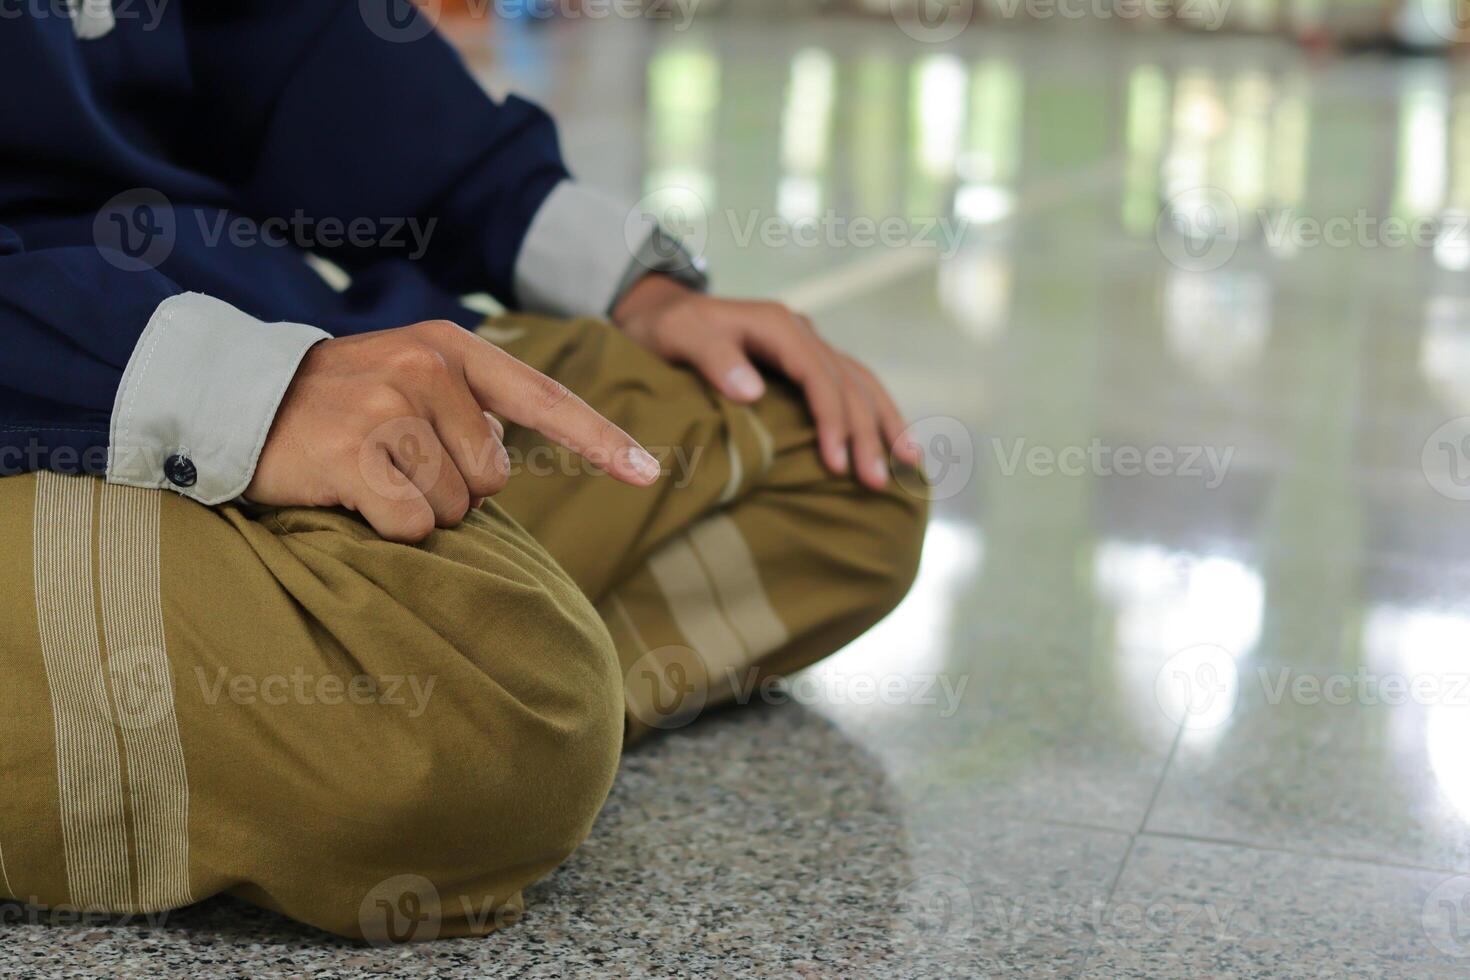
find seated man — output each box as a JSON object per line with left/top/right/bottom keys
{"left": 0, "top": 1, "right": 926, "bottom": 941}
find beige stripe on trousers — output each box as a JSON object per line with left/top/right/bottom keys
{"left": 30, "top": 473, "right": 193, "bottom": 913}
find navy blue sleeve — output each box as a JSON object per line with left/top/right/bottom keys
{"left": 0, "top": 226, "right": 181, "bottom": 477}
{"left": 179, "top": 0, "right": 571, "bottom": 309}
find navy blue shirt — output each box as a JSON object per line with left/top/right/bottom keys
{"left": 1, "top": 1, "right": 580, "bottom": 478}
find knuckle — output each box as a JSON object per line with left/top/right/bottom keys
{"left": 475, "top": 466, "right": 509, "bottom": 497}
{"left": 387, "top": 341, "right": 450, "bottom": 381}
{"left": 337, "top": 427, "right": 377, "bottom": 463}
{"left": 466, "top": 460, "right": 505, "bottom": 497}
{"left": 379, "top": 507, "right": 434, "bottom": 544}
{"left": 401, "top": 511, "right": 436, "bottom": 543}
{"left": 530, "top": 373, "right": 573, "bottom": 413}
{"left": 362, "top": 385, "right": 415, "bottom": 422}
{"left": 414, "top": 319, "right": 462, "bottom": 341}
{"left": 444, "top": 489, "right": 472, "bottom": 523}
{"left": 701, "top": 341, "right": 741, "bottom": 367}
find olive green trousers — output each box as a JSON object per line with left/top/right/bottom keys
{"left": 0, "top": 315, "right": 926, "bottom": 941}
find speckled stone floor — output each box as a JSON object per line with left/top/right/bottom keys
{"left": 11, "top": 9, "right": 1470, "bottom": 979}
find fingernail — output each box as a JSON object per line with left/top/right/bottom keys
{"left": 496, "top": 444, "right": 510, "bottom": 472}
{"left": 725, "top": 366, "right": 765, "bottom": 401}
{"left": 832, "top": 445, "right": 850, "bottom": 472}
{"left": 630, "top": 447, "right": 662, "bottom": 484}
{"left": 869, "top": 458, "right": 889, "bottom": 485}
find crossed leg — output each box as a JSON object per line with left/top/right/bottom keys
{"left": 0, "top": 315, "right": 925, "bottom": 940}
{"left": 487, "top": 316, "right": 929, "bottom": 740}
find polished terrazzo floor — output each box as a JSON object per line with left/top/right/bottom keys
{"left": 11, "top": 11, "right": 1470, "bottom": 979}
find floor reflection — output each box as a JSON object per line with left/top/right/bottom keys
{"left": 383, "top": 15, "right": 1470, "bottom": 976}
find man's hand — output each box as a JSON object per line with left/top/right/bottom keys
{"left": 246, "top": 319, "right": 662, "bottom": 543}
{"left": 613, "top": 275, "right": 921, "bottom": 491}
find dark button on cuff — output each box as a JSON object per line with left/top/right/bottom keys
{"left": 164, "top": 454, "right": 197, "bottom": 489}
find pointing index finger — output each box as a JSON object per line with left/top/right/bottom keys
{"left": 460, "top": 336, "right": 661, "bottom": 487}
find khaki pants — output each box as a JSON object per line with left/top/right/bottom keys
{"left": 0, "top": 315, "right": 926, "bottom": 941}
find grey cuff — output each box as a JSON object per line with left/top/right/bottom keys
{"left": 107, "top": 292, "right": 329, "bottom": 505}
{"left": 514, "top": 181, "right": 708, "bottom": 319}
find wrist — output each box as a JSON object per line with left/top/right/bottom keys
{"left": 612, "top": 273, "right": 693, "bottom": 333}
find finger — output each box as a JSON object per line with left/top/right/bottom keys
{"left": 690, "top": 339, "right": 765, "bottom": 402}
{"left": 460, "top": 337, "right": 661, "bottom": 487}
{"left": 347, "top": 448, "right": 437, "bottom": 544}
{"left": 384, "top": 427, "right": 471, "bottom": 528}
{"left": 848, "top": 358, "right": 921, "bottom": 465}
{"left": 841, "top": 366, "right": 889, "bottom": 490}
{"left": 471, "top": 412, "right": 507, "bottom": 509}
{"left": 744, "top": 325, "right": 850, "bottom": 474}
{"left": 424, "top": 375, "right": 509, "bottom": 500}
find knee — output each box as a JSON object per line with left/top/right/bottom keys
{"left": 862, "top": 470, "right": 929, "bottom": 619}
{"left": 304, "top": 600, "right": 624, "bottom": 938}
{"left": 396, "top": 603, "right": 623, "bottom": 859}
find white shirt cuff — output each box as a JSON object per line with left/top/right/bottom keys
{"left": 514, "top": 181, "right": 707, "bottom": 318}
{"left": 514, "top": 182, "right": 635, "bottom": 318}
{"left": 106, "top": 292, "right": 329, "bottom": 505}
